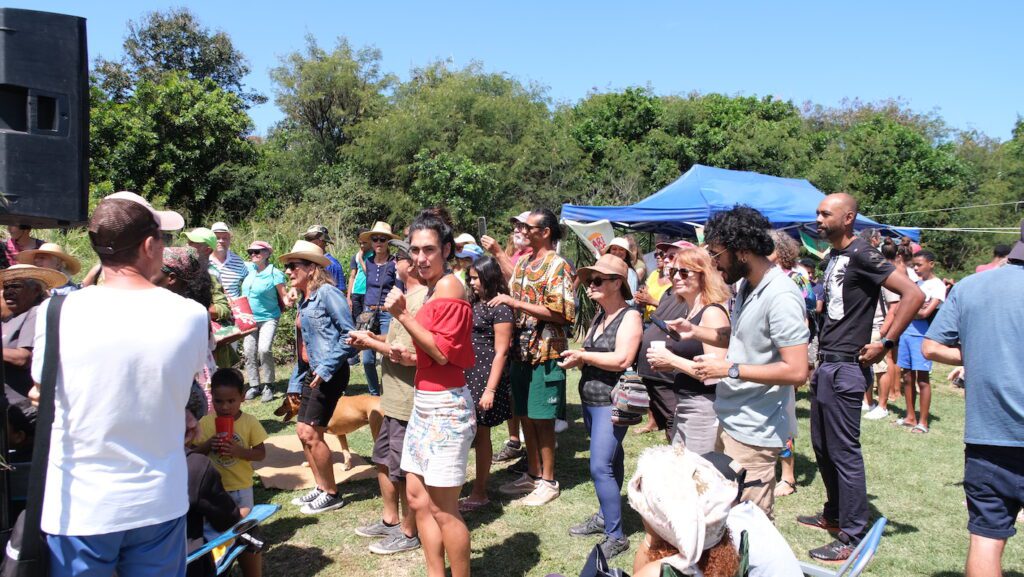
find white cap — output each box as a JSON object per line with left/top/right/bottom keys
{"left": 454, "top": 233, "right": 477, "bottom": 245}
{"left": 511, "top": 211, "right": 531, "bottom": 224}
{"left": 105, "top": 191, "right": 185, "bottom": 232}
{"left": 210, "top": 222, "right": 231, "bottom": 234}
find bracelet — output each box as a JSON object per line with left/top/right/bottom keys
{"left": 484, "top": 388, "right": 496, "bottom": 393}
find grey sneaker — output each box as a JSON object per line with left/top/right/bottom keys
{"left": 368, "top": 532, "right": 421, "bottom": 555}
{"left": 598, "top": 536, "right": 630, "bottom": 560}
{"left": 300, "top": 491, "right": 345, "bottom": 514}
{"left": 493, "top": 441, "right": 525, "bottom": 463}
{"left": 355, "top": 519, "right": 402, "bottom": 538}
{"left": 569, "top": 513, "right": 605, "bottom": 537}
{"left": 290, "top": 487, "right": 323, "bottom": 506}
{"left": 261, "top": 385, "right": 275, "bottom": 403}
{"left": 244, "top": 386, "right": 261, "bottom": 401}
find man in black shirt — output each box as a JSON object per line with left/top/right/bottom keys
{"left": 798, "top": 193, "right": 924, "bottom": 561}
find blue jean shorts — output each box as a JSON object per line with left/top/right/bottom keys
{"left": 897, "top": 333, "right": 932, "bottom": 372}
{"left": 964, "top": 443, "right": 1024, "bottom": 540}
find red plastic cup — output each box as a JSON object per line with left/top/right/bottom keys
{"left": 214, "top": 416, "right": 234, "bottom": 454}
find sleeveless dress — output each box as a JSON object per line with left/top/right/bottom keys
{"left": 580, "top": 308, "right": 630, "bottom": 406}
{"left": 464, "top": 301, "right": 513, "bottom": 427}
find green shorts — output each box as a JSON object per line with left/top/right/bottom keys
{"left": 510, "top": 360, "right": 566, "bottom": 420}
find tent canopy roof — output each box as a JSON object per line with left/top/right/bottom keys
{"left": 561, "top": 164, "right": 919, "bottom": 241}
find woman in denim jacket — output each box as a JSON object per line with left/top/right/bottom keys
{"left": 280, "top": 240, "right": 357, "bottom": 515}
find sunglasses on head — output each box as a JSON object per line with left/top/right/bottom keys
{"left": 668, "top": 267, "right": 694, "bottom": 279}
{"left": 587, "top": 276, "right": 618, "bottom": 287}
{"left": 370, "top": 236, "right": 390, "bottom": 243}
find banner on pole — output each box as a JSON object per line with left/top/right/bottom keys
{"left": 564, "top": 219, "right": 615, "bottom": 259}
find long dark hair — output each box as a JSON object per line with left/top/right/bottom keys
{"left": 409, "top": 207, "right": 456, "bottom": 262}
{"left": 469, "top": 256, "right": 509, "bottom": 303}
{"left": 529, "top": 207, "right": 562, "bottom": 244}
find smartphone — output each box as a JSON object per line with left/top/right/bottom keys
{"left": 650, "top": 317, "right": 681, "bottom": 341}
{"left": 478, "top": 217, "right": 487, "bottom": 238}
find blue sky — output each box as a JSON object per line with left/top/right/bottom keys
{"left": 9, "top": 1, "right": 1023, "bottom": 140}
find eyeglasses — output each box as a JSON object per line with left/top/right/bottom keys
{"left": 587, "top": 276, "right": 617, "bottom": 287}
{"left": 283, "top": 262, "right": 305, "bottom": 271}
{"left": 707, "top": 248, "right": 727, "bottom": 262}
{"left": 247, "top": 250, "right": 265, "bottom": 256}
{"left": 654, "top": 251, "right": 665, "bottom": 259}
{"left": 668, "top": 267, "right": 694, "bottom": 279}
{"left": 370, "top": 236, "right": 390, "bottom": 243}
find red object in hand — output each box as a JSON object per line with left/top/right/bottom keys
{"left": 215, "top": 416, "right": 234, "bottom": 453}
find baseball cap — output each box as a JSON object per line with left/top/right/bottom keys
{"left": 104, "top": 191, "right": 185, "bottom": 232}
{"left": 210, "top": 222, "right": 231, "bottom": 234}
{"left": 1008, "top": 219, "right": 1024, "bottom": 262}
{"left": 455, "top": 243, "right": 484, "bottom": 261}
{"left": 389, "top": 239, "right": 411, "bottom": 259}
{"left": 247, "top": 241, "right": 273, "bottom": 252}
{"left": 454, "top": 233, "right": 477, "bottom": 245}
{"left": 89, "top": 197, "right": 162, "bottom": 256}
{"left": 302, "top": 225, "right": 333, "bottom": 244}
{"left": 655, "top": 239, "right": 698, "bottom": 252}
{"left": 510, "top": 211, "right": 531, "bottom": 225}
{"left": 181, "top": 227, "right": 218, "bottom": 250}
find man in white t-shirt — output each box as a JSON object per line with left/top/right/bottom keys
{"left": 31, "top": 191, "right": 208, "bottom": 577}
{"left": 896, "top": 249, "right": 946, "bottom": 434}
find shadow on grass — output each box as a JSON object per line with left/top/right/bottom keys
{"left": 265, "top": 543, "right": 332, "bottom": 576}
{"left": 261, "top": 515, "right": 318, "bottom": 543}
{"left": 866, "top": 493, "right": 919, "bottom": 536}
{"left": 793, "top": 451, "right": 818, "bottom": 487}
{"left": 472, "top": 531, "right": 541, "bottom": 577}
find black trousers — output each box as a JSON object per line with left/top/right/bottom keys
{"left": 810, "top": 361, "right": 870, "bottom": 541}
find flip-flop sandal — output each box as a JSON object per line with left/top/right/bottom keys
{"left": 910, "top": 424, "right": 929, "bottom": 434}
{"left": 458, "top": 498, "right": 490, "bottom": 513}
{"left": 893, "top": 418, "right": 916, "bottom": 428}
{"left": 774, "top": 479, "right": 797, "bottom": 497}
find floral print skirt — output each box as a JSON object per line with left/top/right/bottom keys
{"left": 400, "top": 387, "right": 477, "bottom": 487}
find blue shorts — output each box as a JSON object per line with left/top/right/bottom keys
{"left": 47, "top": 515, "right": 186, "bottom": 577}
{"left": 897, "top": 333, "right": 932, "bottom": 372}
{"left": 964, "top": 444, "right": 1024, "bottom": 540}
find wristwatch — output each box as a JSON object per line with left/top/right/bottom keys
{"left": 880, "top": 338, "right": 895, "bottom": 350}
{"left": 728, "top": 363, "right": 741, "bottom": 379}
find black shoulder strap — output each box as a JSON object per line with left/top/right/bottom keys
{"left": 21, "top": 294, "right": 65, "bottom": 560}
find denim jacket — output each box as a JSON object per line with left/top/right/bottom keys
{"left": 292, "top": 283, "right": 356, "bottom": 383}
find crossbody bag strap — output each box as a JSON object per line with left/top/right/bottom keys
{"left": 20, "top": 294, "right": 66, "bottom": 560}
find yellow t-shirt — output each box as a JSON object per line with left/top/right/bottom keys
{"left": 644, "top": 272, "right": 672, "bottom": 320}
{"left": 196, "top": 412, "right": 268, "bottom": 491}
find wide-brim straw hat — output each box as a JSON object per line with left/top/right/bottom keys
{"left": 604, "top": 237, "right": 635, "bottom": 265}
{"left": 278, "top": 240, "right": 330, "bottom": 268}
{"left": 0, "top": 264, "right": 68, "bottom": 289}
{"left": 358, "top": 221, "right": 399, "bottom": 243}
{"left": 17, "top": 242, "right": 81, "bottom": 275}
{"left": 578, "top": 253, "right": 633, "bottom": 300}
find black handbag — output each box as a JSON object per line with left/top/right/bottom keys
{"left": 579, "top": 543, "right": 629, "bottom": 577}
{"left": 2, "top": 294, "right": 65, "bottom": 577}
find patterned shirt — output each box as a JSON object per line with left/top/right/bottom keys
{"left": 209, "top": 250, "right": 249, "bottom": 298}
{"left": 510, "top": 250, "right": 576, "bottom": 364}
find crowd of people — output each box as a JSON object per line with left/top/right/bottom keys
{"left": 1, "top": 187, "right": 1021, "bottom": 577}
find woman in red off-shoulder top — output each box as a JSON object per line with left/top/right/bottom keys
{"left": 384, "top": 209, "right": 476, "bottom": 577}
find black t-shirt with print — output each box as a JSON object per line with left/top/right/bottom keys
{"left": 819, "top": 237, "right": 895, "bottom": 356}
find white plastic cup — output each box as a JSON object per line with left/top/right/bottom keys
{"left": 651, "top": 341, "right": 666, "bottom": 351}
{"left": 695, "top": 354, "right": 722, "bottom": 386}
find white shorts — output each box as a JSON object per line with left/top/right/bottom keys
{"left": 400, "top": 387, "right": 477, "bottom": 487}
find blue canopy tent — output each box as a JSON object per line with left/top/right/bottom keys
{"left": 561, "top": 164, "right": 920, "bottom": 241}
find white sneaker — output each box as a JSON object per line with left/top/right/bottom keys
{"left": 554, "top": 419, "right": 569, "bottom": 433}
{"left": 521, "top": 479, "right": 560, "bottom": 506}
{"left": 864, "top": 406, "right": 889, "bottom": 420}
{"left": 861, "top": 402, "right": 876, "bottom": 413}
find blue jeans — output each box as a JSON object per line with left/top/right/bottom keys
{"left": 583, "top": 404, "right": 628, "bottom": 540}
{"left": 362, "top": 310, "right": 391, "bottom": 396}
{"left": 47, "top": 515, "right": 186, "bottom": 577}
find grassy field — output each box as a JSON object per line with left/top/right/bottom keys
{"left": 239, "top": 363, "right": 1022, "bottom": 577}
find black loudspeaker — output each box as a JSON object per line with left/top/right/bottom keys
{"left": 0, "top": 8, "right": 88, "bottom": 228}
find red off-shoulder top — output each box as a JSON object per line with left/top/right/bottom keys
{"left": 413, "top": 297, "right": 475, "bottom": 391}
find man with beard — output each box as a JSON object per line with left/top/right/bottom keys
{"left": 670, "top": 205, "right": 809, "bottom": 520}
{"left": 798, "top": 193, "right": 923, "bottom": 562}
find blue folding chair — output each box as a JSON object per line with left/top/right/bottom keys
{"left": 800, "top": 517, "right": 887, "bottom": 577}
{"left": 187, "top": 503, "right": 280, "bottom": 575}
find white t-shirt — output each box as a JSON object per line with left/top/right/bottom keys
{"left": 32, "top": 286, "right": 208, "bottom": 535}
{"left": 727, "top": 501, "right": 803, "bottom": 577}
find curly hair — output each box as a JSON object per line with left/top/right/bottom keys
{"left": 704, "top": 205, "right": 774, "bottom": 257}
{"left": 768, "top": 229, "right": 800, "bottom": 269}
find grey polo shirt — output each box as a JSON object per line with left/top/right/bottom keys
{"left": 715, "top": 266, "right": 809, "bottom": 448}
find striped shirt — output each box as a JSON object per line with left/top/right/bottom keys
{"left": 210, "top": 250, "right": 250, "bottom": 297}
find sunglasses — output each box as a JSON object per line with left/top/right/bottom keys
{"left": 370, "top": 236, "right": 390, "bottom": 243}
{"left": 707, "top": 248, "right": 727, "bottom": 262}
{"left": 283, "top": 262, "right": 306, "bottom": 271}
{"left": 247, "top": 249, "right": 266, "bottom": 256}
{"left": 587, "top": 276, "right": 618, "bottom": 287}
{"left": 655, "top": 251, "right": 665, "bottom": 259}
{"left": 668, "top": 267, "right": 694, "bottom": 279}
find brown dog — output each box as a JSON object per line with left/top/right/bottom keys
{"left": 275, "top": 393, "right": 383, "bottom": 470}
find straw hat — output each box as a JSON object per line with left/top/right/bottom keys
{"left": 577, "top": 253, "right": 633, "bottom": 300}
{"left": 358, "top": 222, "right": 399, "bottom": 243}
{"left": 17, "top": 243, "right": 82, "bottom": 275}
{"left": 0, "top": 264, "right": 68, "bottom": 289}
{"left": 604, "top": 237, "right": 635, "bottom": 265}
{"left": 278, "top": 240, "right": 330, "bottom": 268}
